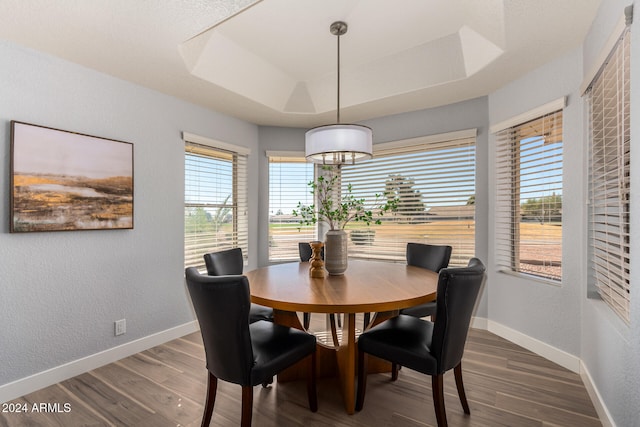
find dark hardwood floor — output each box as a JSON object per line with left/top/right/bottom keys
{"left": 0, "top": 319, "right": 601, "bottom": 427}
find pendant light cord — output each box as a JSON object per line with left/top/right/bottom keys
{"left": 336, "top": 29, "right": 341, "bottom": 124}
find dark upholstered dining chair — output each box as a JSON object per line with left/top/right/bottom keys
{"left": 400, "top": 243, "right": 453, "bottom": 319}
{"left": 203, "top": 248, "right": 274, "bottom": 324}
{"left": 185, "top": 268, "right": 318, "bottom": 427}
{"left": 388, "top": 243, "right": 452, "bottom": 380}
{"left": 355, "top": 258, "right": 485, "bottom": 427}
{"left": 298, "top": 241, "right": 323, "bottom": 264}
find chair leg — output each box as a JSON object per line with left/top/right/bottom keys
{"left": 391, "top": 363, "right": 399, "bottom": 381}
{"left": 201, "top": 372, "right": 217, "bottom": 427}
{"left": 303, "top": 312, "right": 310, "bottom": 330}
{"left": 362, "top": 312, "right": 370, "bottom": 329}
{"left": 355, "top": 349, "right": 368, "bottom": 411}
{"left": 454, "top": 362, "right": 470, "bottom": 414}
{"left": 307, "top": 350, "right": 318, "bottom": 412}
{"left": 432, "top": 374, "right": 447, "bottom": 427}
{"left": 329, "top": 314, "right": 340, "bottom": 347}
{"left": 240, "top": 385, "right": 253, "bottom": 427}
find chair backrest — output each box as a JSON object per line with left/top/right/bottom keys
{"left": 185, "top": 267, "right": 255, "bottom": 385}
{"left": 298, "top": 242, "right": 324, "bottom": 262}
{"left": 430, "top": 258, "right": 486, "bottom": 373}
{"left": 204, "top": 247, "right": 243, "bottom": 276}
{"left": 406, "top": 243, "right": 452, "bottom": 272}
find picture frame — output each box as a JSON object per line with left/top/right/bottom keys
{"left": 10, "top": 121, "right": 134, "bottom": 232}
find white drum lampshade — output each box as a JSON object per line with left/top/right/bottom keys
{"left": 305, "top": 124, "right": 372, "bottom": 164}
{"left": 304, "top": 21, "right": 373, "bottom": 165}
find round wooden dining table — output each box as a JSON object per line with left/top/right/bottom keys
{"left": 245, "top": 259, "right": 438, "bottom": 414}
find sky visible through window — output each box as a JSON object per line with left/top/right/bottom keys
{"left": 185, "top": 153, "right": 233, "bottom": 205}
{"left": 269, "top": 161, "right": 314, "bottom": 215}
{"left": 518, "top": 136, "right": 563, "bottom": 204}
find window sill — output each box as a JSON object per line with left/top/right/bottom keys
{"left": 496, "top": 268, "right": 562, "bottom": 287}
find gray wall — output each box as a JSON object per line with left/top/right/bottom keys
{"left": 580, "top": 2, "right": 640, "bottom": 426}
{"left": 487, "top": 47, "right": 585, "bottom": 356}
{"left": 488, "top": 1, "right": 639, "bottom": 425}
{"left": 257, "top": 97, "right": 490, "bottom": 319}
{"left": 0, "top": 39, "right": 259, "bottom": 388}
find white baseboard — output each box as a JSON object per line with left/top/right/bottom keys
{"left": 485, "top": 319, "right": 581, "bottom": 373}
{"left": 471, "top": 316, "right": 488, "bottom": 330}
{"left": 580, "top": 361, "right": 616, "bottom": 427}
{"left": 472, "top": 317, "right": 580, "bottom": 372}
{"left": 473, "top": 317, "right": 611, "bottom": 426}
{"left": 473, "top": 318, "right": 615, "bottom": 427}
{"left": 0, "top": 321, "right": 198, "bottom": 404}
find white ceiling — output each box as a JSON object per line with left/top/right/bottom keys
{"left": 0, "top": 0, "right": 601, "bottom": 127}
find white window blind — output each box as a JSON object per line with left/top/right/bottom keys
{"left": 586, "top": 27, "right": 630, "bottom": 323}
{"left": 340, "top": 134, "right": 476, "bottom": 266}
{"left": 267, "top": 153, "right": 317, "bottom": 261}
{"left": 184, "top": 142, "right": 248, "bottom": 270}
{"left": 494, "top": 109, "right": 563, "bottom": 282}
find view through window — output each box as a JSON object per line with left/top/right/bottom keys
{"left": 266, "top": 133, "right": 476, "bottom": 266}
{"left": 495, "top": 109, "right": 563, "bottom": 282}
{"left": 268, "top": 154, "right": 316, "bottom": 261}
{"left": 339, "top": 133, "right": 476, "bottom": 266}
{"left": 184, "top": 142, "right": 248, "bottom": 270}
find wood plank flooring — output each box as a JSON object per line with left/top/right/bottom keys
{"left": 0, "top": 322, "right": 601, "bottom": 427}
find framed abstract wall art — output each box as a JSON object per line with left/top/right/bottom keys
{"left": 10, "top": 121, "right": 134, "bottom": 232}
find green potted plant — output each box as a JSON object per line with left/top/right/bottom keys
{"left": 293, "top": 166, "right": 396, "bottom": 274}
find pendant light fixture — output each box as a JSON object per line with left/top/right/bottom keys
{"left": 305, "top": 21, "right": 373, "bottom": 165}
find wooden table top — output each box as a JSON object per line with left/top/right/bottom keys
{"left": 246, "top": 259, "right": 438, "bottom": 314}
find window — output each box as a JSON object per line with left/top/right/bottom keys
{"left": 184, "top": 136, "right": 248, "bottom": 270}
{"left": 340, "top": 130, "right": 476, "bottom": 266}
{"left": 586, "top": 27, "right": 630, "bottom": 322}
{"left": 267, "top": 152, "right": 317, "bottom": 261}
{"left": 494, "top": 107, "right": 563, "bottom": 282}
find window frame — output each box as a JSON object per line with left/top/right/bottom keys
{"left": 492, "top": 100, "right": 565, "bottom": 284}
{"left": 266, "top": 151, "right": 318, "bottom": 262}
{"left": 183, "top": 133, "right": 249, "bottom": 270}
{"left": 584, "top": 25, "right": 631, "bottom": 323}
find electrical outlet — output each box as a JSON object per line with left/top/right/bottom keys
{"left": 114, "top": 319, "right": 126, "bottom": 336}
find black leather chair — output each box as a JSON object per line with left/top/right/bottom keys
{"left": 185, "top": 268, "right": 318, "bottom": 427}
{"left": 399, "top": 243, "right": 453, "bottom": 319}
{"left": 298, "top": 241, "right": 323, "bottom": 263}
{"left": 356, "top": 258, "right": 485, "bottom": 427}
{"left": 203, "top": 248, "right": 274, "bottom": 324}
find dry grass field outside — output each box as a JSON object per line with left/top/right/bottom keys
{"left": 518, "top": 222, "right": 562, "bottom": 280}
{"left": 270, "top": 220, "right": 562, "bottom": 278}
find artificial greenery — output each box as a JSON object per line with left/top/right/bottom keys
{"left": 293, "top": 166, "right": 397, "bottom": 230}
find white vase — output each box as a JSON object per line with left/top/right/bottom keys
{"left": 324, "top": 229, "right": 348, "bottom": 275}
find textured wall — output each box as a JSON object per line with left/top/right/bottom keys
{"left": 487, "top": 1, "right": 640, "bottom": 425}
{"left": 580, "top": 1, "right": 640, "bottom": 426}
{"left": 487, "top": 47, "right": 584, "bottom": 356}
{"left": 0, "top": 39, "right": 258, "bottom": 388}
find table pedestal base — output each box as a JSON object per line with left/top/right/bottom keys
{"left": 273, "top": 309, "right": 395, "bottom": 414}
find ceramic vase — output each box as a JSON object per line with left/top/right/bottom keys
{"left": 324, "top": 229, "right": 348, "bottom": 275}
